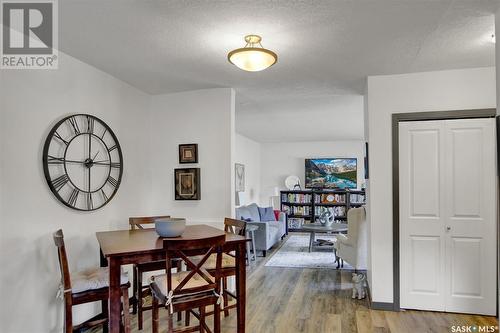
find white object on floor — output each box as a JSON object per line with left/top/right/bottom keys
{"left": 351, "top": 272, "right": 366, "bottom": 299}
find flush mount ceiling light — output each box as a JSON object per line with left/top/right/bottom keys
{"left": 228, "top": 35, "right": 277, "bottom": 72}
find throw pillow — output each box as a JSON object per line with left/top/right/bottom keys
{"left": 258, "top": 207, "right": 277, "bottom": 221}
{"left": 273, "top": 210, "right": 280, "bottom": 220}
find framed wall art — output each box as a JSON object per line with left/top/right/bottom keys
{"left": 179, "top": 144, "right": 198, "bottom": 164}
{"left": 174, "top": 168, "right": 200, "bottom": 200}
{"left": 235, "top": 163, "right": 245, "bottom": 192}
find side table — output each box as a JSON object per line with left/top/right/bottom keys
{"left": 245, "top": 224, "right": 259, "bottom": 264}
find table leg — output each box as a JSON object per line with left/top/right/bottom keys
{"left": 100, "top": 248, "right": 108, "bottom": 267}
{"left": 108, "top": 257, "right": 121, "bottom": 333}
{"left": 100, "top": 248, "right": 109, "bottom": 333}
{"left": 309, "top": 232, "right": 315, "bottom": 252}
{"left": 251, "top": 231, "right": 257, "bottom": 261}
{"left": 236, "top": 242, "right": 246, "bottom": 333}
{"left": 245, "top": 232, "right": 251, "bottom": 266}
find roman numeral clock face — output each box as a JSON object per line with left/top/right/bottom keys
{"left": 42, "top": 114, "right": 123, "bottom": 211}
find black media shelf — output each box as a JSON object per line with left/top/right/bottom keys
{"left": 281, "top": 189, "right": 365, "bottom": 233}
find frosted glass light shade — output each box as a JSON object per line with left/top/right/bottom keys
{"left": 228, "top": 35, "right": 277, "bottom": 72}
{"left": 228, "top": 47, "right": 277, "bottom": 72}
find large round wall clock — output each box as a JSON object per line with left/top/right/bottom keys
{"left": 42, "top": 114, "right": 123, "bottom": 211}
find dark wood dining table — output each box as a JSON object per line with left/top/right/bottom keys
{"left": 96, "top": 224, "right": 248, "bottom": 333}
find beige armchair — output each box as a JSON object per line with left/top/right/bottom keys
{"left": 334, "top": 207, "right": 367, "bottom": 270}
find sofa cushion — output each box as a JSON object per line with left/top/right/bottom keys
{"left": 246, "top": 203, "right": 261, "bottom": 222}
{"left": 258, "top": 206, "right": 277, "bottom": 221}
{"left": 236, "top": 205, "right": 252, "bottom": 221}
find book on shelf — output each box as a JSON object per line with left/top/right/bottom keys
{"left": 282, "top": 205, "right": 311, "bottom": 216}
{"left": 281, "top": 193, "right": 312, "bottom": 204}
{"left": 315, "top": 206, "right": 346, "bottom": 218}
{"left": 350, "top": 193, "right": 366, "bottom": 204}
{"left": 314, "top": 193, "right": 346, "bottom": 204}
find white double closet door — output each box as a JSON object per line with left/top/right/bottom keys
{"left": 399, "top": 118, "right": 497, "bottom": 315}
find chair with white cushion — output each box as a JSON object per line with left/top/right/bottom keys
{"left": 129, "top": 215, "right": 184, "bottom": 330}
{"left": 149, "top": 233, "right": 225, "bottom": 333}
{"left": 334, "top": 207, "right": 367, "bottom": 270}
{"left": 53, "top": 229, "right": 131, "bottom": 333}
{"left": 185, "top": 217, "right": 244, "bottom": 325}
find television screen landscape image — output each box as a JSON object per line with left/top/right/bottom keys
{"left": 305, "top": 158, "right": 357, "bottom": 189}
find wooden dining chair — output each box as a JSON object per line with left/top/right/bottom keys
{"left": 149, "top": 234, "right": 225, "bottom": 333}
{"left": 129, "top": 215, "right": 183, "bottom": 330}
{"left": 53, "top": 229, "right": 131, "bottom": 333}
{"left": 185, "top": 218, "right": 245, "bottom": 325}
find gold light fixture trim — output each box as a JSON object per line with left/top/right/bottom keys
{"left": 228, "top": 35, "right": 278, "bottom": 72}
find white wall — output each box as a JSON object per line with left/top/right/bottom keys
{"left": 259, "top": 140, "right": 365, "bottom": 205}
{"left": 495, "top": 8, "right": 500, "bottom": 313}
{"left": 0, "top": 52, "right": 152, "bottom": 332}
{"left": 149, "top": 88, "right": 236, "bottom": 229}
{"left": 235, "top": 134, "right": 261, "bottom": 206}
{"left": 366, "top": 67, "right": 496, "bottom": 304}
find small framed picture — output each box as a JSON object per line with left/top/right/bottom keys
{"left": 174, "top": 168, "right": 200, "bottom": 200}
{"left": 179, "top": 144, "right": 198, "bottom": 164}
{"left": 235, "top": 163, "right": 245, "bottom": 192}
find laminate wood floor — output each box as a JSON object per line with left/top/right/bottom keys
{"left": 96, "top": 236, "right": 498, "bottom": 333}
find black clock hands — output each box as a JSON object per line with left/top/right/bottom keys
{"left": 88, "top": 129, "right": 91, "bottom": 163}
{"left": 88, "top": 161, "right": 91, "bottom": 193}
{"left": 47, "top": 156, "right": 90, "bottom": 165}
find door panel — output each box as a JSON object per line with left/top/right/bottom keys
{"left": 410, "top": 236, "right": 441, "bottom": 294}
{"left": 450, "top": 237, "right": 482, "bottom": 297}
{"left": 449, "top": 128, "right": 482, "bottom": 218}
{"left": 444, "top": 119, "right": 496, "bottom": 315}
{"left": 400, "top": 121, "right": 445, "bottom": 311}
{"left": 410, "top": 130, "right": 441, "bottom": 217}
{"left": 399, "top": 118, "right": 497, "bottom": 315}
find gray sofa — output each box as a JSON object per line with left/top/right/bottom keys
{"left": 235, "top": 203, "right": 286, "bottom": 256}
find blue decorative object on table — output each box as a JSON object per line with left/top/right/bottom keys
{"left": 318, "top": 209, "right": 334, "bottom": 226}
{"left": 154, "top": 218, "right": 186, "bottom": 237}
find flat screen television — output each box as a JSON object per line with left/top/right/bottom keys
{"left": 305, "top": 158, "right": 357, "bottom": 189}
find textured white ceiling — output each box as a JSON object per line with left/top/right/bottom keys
{"left": 236, "top": 94, "right": 364, "bottom": 142}
{"left": 59, "top": 0, "right": 497, "bottom": 142}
